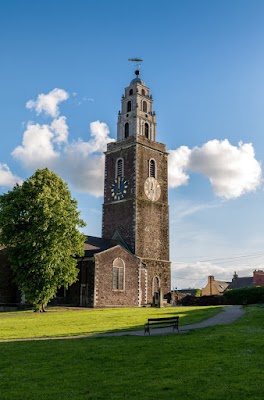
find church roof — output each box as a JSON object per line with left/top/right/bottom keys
{"left": 83, "top": 236, "right": 120, "bottom": 257}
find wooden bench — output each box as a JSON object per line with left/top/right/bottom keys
{"left": 144, "top": 316, "right": 179, "bottom": 335}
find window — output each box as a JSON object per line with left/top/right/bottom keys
{"left": 116, "top": 158, "right": 124, "bottom": 178}
{"left": 124, "top": 122, "right": 129, "bottom": 138}
{"left": 113, "top": 258, "right": 125, "bottom": 290}
{"left": 149, "top": 159, "right": 156, "bottom": 178}
{"left": 127, "top": 101, "right": 132, "bottom": 112}
{"left": 142, "top": 89, "right": 145, "bottom": 96}
{"left": 142, "top": 101, "right": 147, "bottom": 112}
{"left": 129, "top": 89, "right": 133, "bottom": 95}
{"left": 144, "top": 123, "right": 149, "bottom": 139}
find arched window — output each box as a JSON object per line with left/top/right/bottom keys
{"left": 152, "top": 276, "right": 160, "bottom": 296}
{"left": 144, "top": 123, "right": 149, "bottom": 139}
{"left": 129, "top": 89, "right": 133, "bottom": 96}
{"left": 124, "top": 122, "right": 129, "bottom": 138}
{"left": 142, "top": 89, "right": 145, "bottom": 96}
{"left": 149, "top": 159, "right": 156, "bottom": 178}
{"left": 116, "top": 158, "right": 124, "bottom": 178}
{"left": 127, "top": 101, "right": 131, "bottom": 112}
{"left": 142, "top": 101, "right": 147, "bottom": 112}
{"left": 113, "top": 258, "right": 125, "bottom": 290}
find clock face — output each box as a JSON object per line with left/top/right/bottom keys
{"left": 111, "top": 177, "right": 128, "bottom": 201}
{"left": 144, "top": 177, "right": 161, "bottom": 202}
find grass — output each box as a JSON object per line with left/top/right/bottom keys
{"left": 0, "top": 305, "right": 222, "bottom": 339}
{"left": 0, "top": 305, "right": 263, "bottom": 400}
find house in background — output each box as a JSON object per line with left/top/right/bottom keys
{"left": 202, "top": 275, "right": 230, "bottom": 296}
{"left": 228, "top": 270, "right": 264, "bottom": 290}
{"left": 201, "top": 270, "right": 264, "bottom": 296}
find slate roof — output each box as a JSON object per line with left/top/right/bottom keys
{"left": 83, "top": 236, "right": 120, "bottom": 257}
{"left": 228, "top": 277, "right": 254, "bottom": 289}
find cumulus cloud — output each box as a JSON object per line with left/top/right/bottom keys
{"left": 12, "top": 116, "right": 114, "bottom": 196}
{"left": 26, "top": 88, "right": 69, "bottom": 118}
{"left": 9, "top": 88, "right": 115, "bottom": 196}
{"left": 0, "top": 163, "right": 22, "bottom": 187}
{"left": 168, "top": 146, "right": 190, "bottom": 187}
{"left": 12, "top": 122, "right": 60, "bottom": 169}
{"left": 59, "top": 121, "right": 114, "bottom": 196}
{"left": 50, "top": 116, "right": 69, "bottom": 144}
{"left": 169, "top": 139, "right": 262, "bottom": 198}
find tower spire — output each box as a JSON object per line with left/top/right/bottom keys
{"left": 117, "top": 61, "right": 156, "bottom": 142}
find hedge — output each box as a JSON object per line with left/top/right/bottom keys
{"left": 223, "top": 286, "right": 264, "bottom": 304}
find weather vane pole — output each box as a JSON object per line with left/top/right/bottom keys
{"left": 128, "top": 57, "right": 143, "bottom": 76}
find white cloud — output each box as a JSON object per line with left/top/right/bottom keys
{"left": 12, "top": 122, "right": 59, "bottom": 169}
{"left": 50, "top": 116, "right": 68, "bottom": 144}
{"left": 26, "top": 88, "right": 69, "bottom": 118}
{"left": 12, "top": 116, "right": 114, "bottom": 197}
{"left": 168, "top": 139, "right": 262, "bottom": 198}
{"left": 11, "top": 87, "right": 114, "bottom": 196}
{"left": 0, "top": 163, "right": 22, "bottom": 187}
{"left": 168, "top": 146, "right": 190, "bottom": 187}
{"left": 59, "top": 121, "right": 114, "bottom": 196}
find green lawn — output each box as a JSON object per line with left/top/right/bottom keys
{"left": 0, "top": 305, "right": 222, "bottom": 339}
{"left": 0, "top": 305, "right": 263, "bottom": 400}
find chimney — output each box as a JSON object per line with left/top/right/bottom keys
{"left": 232, "top": 271, "right": 238, "bottom": 281}
{"left": 208, "top": 275, "right": 214, "bottom": 295}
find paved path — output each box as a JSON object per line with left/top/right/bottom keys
{"left": 96, "top": 305, "right": 245, "bottom": 337}
{"left": 0, "top": 305, "right": 245, "bottom": 342}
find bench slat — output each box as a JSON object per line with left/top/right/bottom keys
{"left": 144, "top": 316, "right": 179, "bottom": 335}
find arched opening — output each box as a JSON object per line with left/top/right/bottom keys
{"left": 113, "top": 258, "right": 125, "bottom": 290}
{"left": 127, "top": 101, "right": 132, "bottom": 112}
{"left": 142, "top": 89, "right": 145, "bottom": 96}
{"left": 129, "top": 89, "right": 133, "bottom": 96}
{"left": 124, "top": 122, "right": 129, "bottom": 138}
{"left": 144, "top": 123, "right": 149, "bottom": 139}
{"left": 116, "top": 158, "right": 124, "bottom": 178}
{"left": 149, "top": 159, "right": 156, "bottom": 178}
{"left": 142, "top": 101, "right": 147, "bottom": 112}
{"left": 152, "top": 276, "right": 160, "bottom": 305}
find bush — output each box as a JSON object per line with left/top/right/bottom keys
{"left": 181, "top": 295, "right": 225, "bottom": 306}
{"left": 223, "top": 286, "right": 264, "bottom": 305}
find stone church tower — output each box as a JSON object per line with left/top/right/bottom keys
{"left": 102, "top": 69, "right": 171, "bottom": 304}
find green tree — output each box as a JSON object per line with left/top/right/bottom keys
{"left": 0, "top": 168, "right": 86, "bottom": 311}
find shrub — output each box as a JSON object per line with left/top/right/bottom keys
{"left": 223, "top": 286, "right": 264, "bottom": 304}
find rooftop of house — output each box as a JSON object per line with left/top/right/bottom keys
{"left": 212, "top": 280, "right": 230, "bottom": 293}
{"left": 228, "top": 276, "right": 254, "bottom": 289}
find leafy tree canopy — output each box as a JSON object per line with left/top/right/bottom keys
{"left": 0, "top": 168, "right": 86, "bottom": 311}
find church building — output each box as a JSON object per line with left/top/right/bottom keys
{"left": 0, "top": 69, "right": 171, "bottom": 308}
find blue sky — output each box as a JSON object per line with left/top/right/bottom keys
{"left": 1, "top": 0, "right": 264, "bottom": 289}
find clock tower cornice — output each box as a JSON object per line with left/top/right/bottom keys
{"left": 106, "top": 135, "right": 168, "bottom": 156}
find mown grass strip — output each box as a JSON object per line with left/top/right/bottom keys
{"left": 0, "top": 306, "right": 263, "bottom": 400}
{"left": 0, "top": 305, "right": 222, "bottom": 339}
